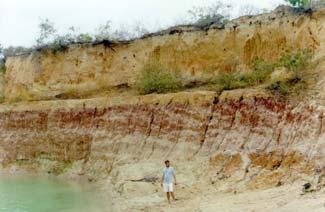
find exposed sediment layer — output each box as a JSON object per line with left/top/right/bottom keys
{"left": 3, "top": 7, "right": 325, "bottom": 102}
{"left": 0, "top": 91, "right": 324, "bottom": 190}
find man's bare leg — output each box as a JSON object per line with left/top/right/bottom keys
{"left": 171, "top": 192, "right": 176, "bottom": 201}
{"left": 166, "top": 192, "right": 171, "bottom": 204}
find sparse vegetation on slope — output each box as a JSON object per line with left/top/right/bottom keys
{"left": 207, "top": 49, "right": 311, "bottom": 94}
{"left": 209, "top": 57, "right": 275, "bottom": 91}
{"left": 277, "top": 49, "right": 312, "bottom": 73}
{"left": 267, "top": 78, "right": 307, "bottom": 96}
{"left": 241, "top": 58, "right": 275, "bottom": 85}
{"left": 267, "top": 49, "right": 312, "bottom": 96}
{"left": 212, "top": 72, "right": 244, "bottom": 90}
{"left": 136, "top": 61, "right": 183, "bottom": 94}
{"left": 137, "top": 49, "right": 312, "bottom": 96}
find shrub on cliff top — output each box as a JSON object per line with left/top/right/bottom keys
{"left": 285, "top": 0, "right": 309, "bottom": 7}
{"left": 137, "top": 61, "right": 183, "bottom": 94}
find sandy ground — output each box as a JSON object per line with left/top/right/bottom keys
{"left": 174, "top": 185, "right": 325, "bottom": 212}
{"left": 107, "top": 182, "right": 325, "bottom": 212}
{"left": 2, "top": 165, "right": 325, "bottom": 211}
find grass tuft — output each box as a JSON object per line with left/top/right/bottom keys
{"left": 136, "top": 61, "right": 183, "bottom": 94}
{"left": 267, "top": 77, "right": 307, "bottom": 96}
{"left": 0, "top": 65, "right": 5, "bottom": 75}
{"left": 212, "top": 72, "right": 245, "bottom": 90}
{"left": 278, "top": 49, "right": 312, "bottom": 73}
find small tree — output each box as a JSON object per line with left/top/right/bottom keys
{"left": 65, "top": 26, "right": 80, "bottom": 43}
{"left": 187, "top": 1, "right": 231, "bottom": 27}
{"left": 61, "top": 27, "right": 93, "bottom": 43}
{"left": 36, "top": 18, "right": 57, "bottom": 46}
{"left": 75, "top": 33, "right": 93, "bottom": 43}
{"left": 285, "top": 0, "right": 309, "bottom": 7}
{"left": 238, "top": 4, "right": 268, "bottom": 16}
{"left": 95, "top": 21, "right": 112, "bottom": 41}
{"left": 110, "top": 26, "right": 131, "bottom": 41}
{"left": 133, "top": 22, "right": 149, "bottom": 38}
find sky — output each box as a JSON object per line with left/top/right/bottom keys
{"left": 0, "top": 0, "right": 285, "bottom": 47}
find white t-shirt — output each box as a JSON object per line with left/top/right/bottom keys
{"left": 163, "top": 167, "right": 175, "bottom": 184}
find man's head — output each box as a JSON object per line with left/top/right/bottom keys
{"left": 165, "top": 160, "right": 170, "bottom": 167}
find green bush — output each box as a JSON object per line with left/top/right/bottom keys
{"left": 267, "top": 81, "right": 291, "bottom": 96}
{"left": 278, "top": 49, "right": 312, "bottom": 73}
{"left": 239, "top": 58, "right": 274, "bottom": 86}
{"left": 267, "top": 78, "right": 307, "bottom": 96}
{"left": 212, "top": 72, "right": 245, "bottom": 90}
{"left": 137, "top": 61, "right": 183, "bottom": 94}
{"left": 251, "top": 58, "right": 275, "bottom": 73}
{"left": 212, "top": 71, "right": 269, "bottom": 91}
{"left": 212, "top": 62, "right": 273, "bottom": 91}
{"left": 239, "top": 70, "right": 271, "bottom": 86}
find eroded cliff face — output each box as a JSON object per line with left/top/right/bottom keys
{"left": 3, "top": 8, "right": 325, "bottom": 102}
{"left": 1, "top": 7, "right": 325, "bottom": 199}
{"left": 0, "top": 90, "right": 324, "bottom": 191}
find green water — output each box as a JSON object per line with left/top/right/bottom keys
{"left": 0, "top": 175, "right": 105, "bottom": 212}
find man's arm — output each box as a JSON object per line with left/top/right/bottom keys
{"left": 173, "top": 170, "right": 177, "bottom": 185}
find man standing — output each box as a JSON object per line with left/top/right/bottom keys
{"left": 161, "top": 160, "right": 177, "bottom": 204}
